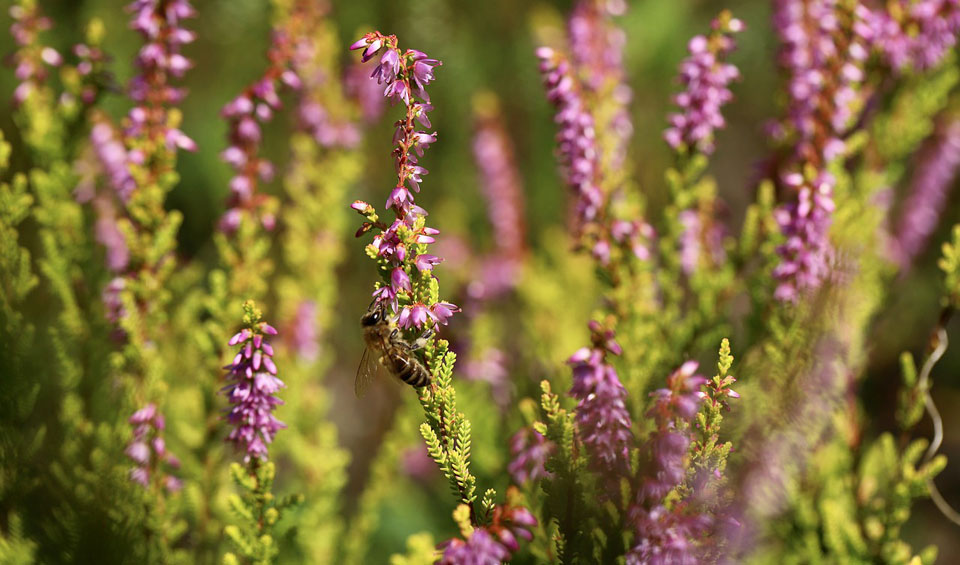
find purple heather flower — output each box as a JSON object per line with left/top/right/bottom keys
{"left": 223, "top": 312, "right": 286, "bottom": 462}
{"left": 642, "top": 361, "right": 707, "bottom": 502}
{"left": 664, "top": 14, "right": 743, "bottom": 155}
{"left": 438, "top": 529, "right": 510, "bottom": 565}
{"left": 350, "top": 33, "right": 458, "bottom": 328}
{"left": 438, "top": 498, "right": 537, "bottom": 564}
{"left": 678, "top": 209, "right": 727, "bottom": 276}
{"left": 537, "top": 47, "right": 604, "bottom": 235}
{"left": 94, "top": 196, "right": 130, "bottom": 272}
{"left": 770, "top": 0, "right": 871, "bottom": 301}
{"left": 625, "top": 505, "right": 710, "bottom": 565}
{"left": 890, "top": 117, "right": 960, "bottom": 269}
{"left": 507, "top": 427, "right": 554, "bottom": 484}
{"left": 219, "top": 30, "right": 299, "bottom": 232}
{"left": 126, "top": 403, "right": 182, "bottom": 492}
{"left": 125, "top": 0, "right": 196, "bottom": 142}
{"left": 773, "top": 172, "right": 836, "bottom": 302}
{"left": 567, "top": 322, "right": 633, "bottom": 480}
{"left": 873, "top": 0, "right": 960, "bottom": 72}
{"left": 567, "top": 0, "right": 633, "bottom": 169}
{"left": 90, "top": 121, "right": 136, "bottom": 202}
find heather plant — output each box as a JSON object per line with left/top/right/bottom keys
{"left": 3, "top": 0, "right": 960, "bottom": 564}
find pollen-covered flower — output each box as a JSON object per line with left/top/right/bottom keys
{"left": 223, "top": 302, "right": 286, "bottom": 462}
{"left": 664, "top": 12, "right": 743, "bottom": 155}
{"left": 126, "top": 403, "right": 182, "bottom": 492}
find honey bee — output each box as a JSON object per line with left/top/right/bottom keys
{"left": 356, "top": 300, "right": 433, "bottom": 397}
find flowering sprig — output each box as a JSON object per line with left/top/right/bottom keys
{"left": 219, "top": 30, "right": 300, "bottom": 233}
{"left": 125, "top": 0, "right": 196, "bottom": 161}
{"left": 223, "top": 301, "right": 285, "bottom": 463}
{"left": 567, "top": 320, "right": 633, "bottom": 482}
{"left": 350, "top": 32, "right": 456, "bottom": 329}
{"left": 126, "top": 403, "right": 182, "bottom": 493}
{"left": 664, "top": 12, "right": 744, "bottom": 156}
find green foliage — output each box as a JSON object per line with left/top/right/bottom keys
{"left": 224, "top": 461, "right": 302, "bottom": 565}
{"left": 938, "top": 224, "right": 960, "bottom": 308}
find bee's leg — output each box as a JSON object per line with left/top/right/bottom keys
{"left": 409, "top": 329, "right": 434, "bottom": 351}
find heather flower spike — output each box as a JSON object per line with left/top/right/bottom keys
{"left": 223, "top": 300, "right": 286, "bottom": 462}
{"left": 349, "top": 31, "right": 458, "bottom": 329}
{"left": 664, "top": 11, "right": 744, "bottom": 156}
{"left": 126, "top": 403, "right": 182, "bottom": 493}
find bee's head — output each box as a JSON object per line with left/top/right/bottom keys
{"left": 361, "top": 301, "right": 385, "bottom": 327}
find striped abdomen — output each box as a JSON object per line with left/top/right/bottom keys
{"left": 383, "top": 351, "right": 431, "bottom": 388}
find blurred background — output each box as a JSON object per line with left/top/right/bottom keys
{"left": 2, "top": 0, "right": 959, "bottom": 560}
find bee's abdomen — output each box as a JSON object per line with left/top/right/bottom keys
{"left": 387, "top": 353, "right": 431, "bottom": 388}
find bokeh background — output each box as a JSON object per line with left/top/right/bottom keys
{"left": 2, "top": 0, "right": 959, "bottom": 561}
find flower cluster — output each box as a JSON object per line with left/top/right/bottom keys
{"left": 772, "top": 171, "right": 836, "bottom": 301}
{"left": 220, "top": 30, "right": 300, "bottom": 233}
{"left": 771, "top": 0, "right": 871, "bottom": 301}
{"left": 537, "top": 45, "right": 652, "bottom": 269}
{"left": 626, "top": 362, "right": 709, "bottom": 564}
{"left": 91, "top": 120, "right": 136, "bottom": 202}
{"left": 350, "top": 32, "right": 458, "bottom": 329}
{"left": 664, "top": 12, "right": 744, "bottom": 155}
{"left": 438, "top": 497, "right": 537, "bottom": 564}
{"left": 873, "top": 0, "right": 960, "bottom": 72}
{"left": 507, "top": 427, "right": 553, "bottom": 485}
{"left": 9, "top": 1, "right": 61, "bottom": 105}
{"left": 892, "top": 117, "right": 960, "bottom": 268}
{"left": 126, "top": 403, "right": 182, "bottom": 492}
{"left": 568, "top": 320, "right": 633, "bottom": 479}
{"left": 678, "top": 209, "right": 726, "bottom": 276}
{"left": 567, "top": 0, "right": 633, "bottom": 171}
{"left": 126, "top": 0, "right": 196, "bottom": 153}
{"left": 641, "top": 361, "right": 707, "bottom": 502}
{"left": 223, "top": 304, "right": 286, "bottom": 462}
{"left": 536, "top": 47, "right": 603, "bottom": 235}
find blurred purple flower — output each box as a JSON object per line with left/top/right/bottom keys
{"left": 873, "top": 0, "right": 960, "bottom": 72}
{"left": 126, "top": 403, "right": 182, "bottom": 492}
{"left": 507, "top": 427, "right": 553, "bottom": 485}
{"left": 891, "top": 117, "right": 960, "bottom": 269}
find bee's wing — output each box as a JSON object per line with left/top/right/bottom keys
{"left": 355, "top": 346, "right": 384, "bottom": 398}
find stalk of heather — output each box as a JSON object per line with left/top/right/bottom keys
{"left": 223, "top": 302, "right": 285, "bottom": 462}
